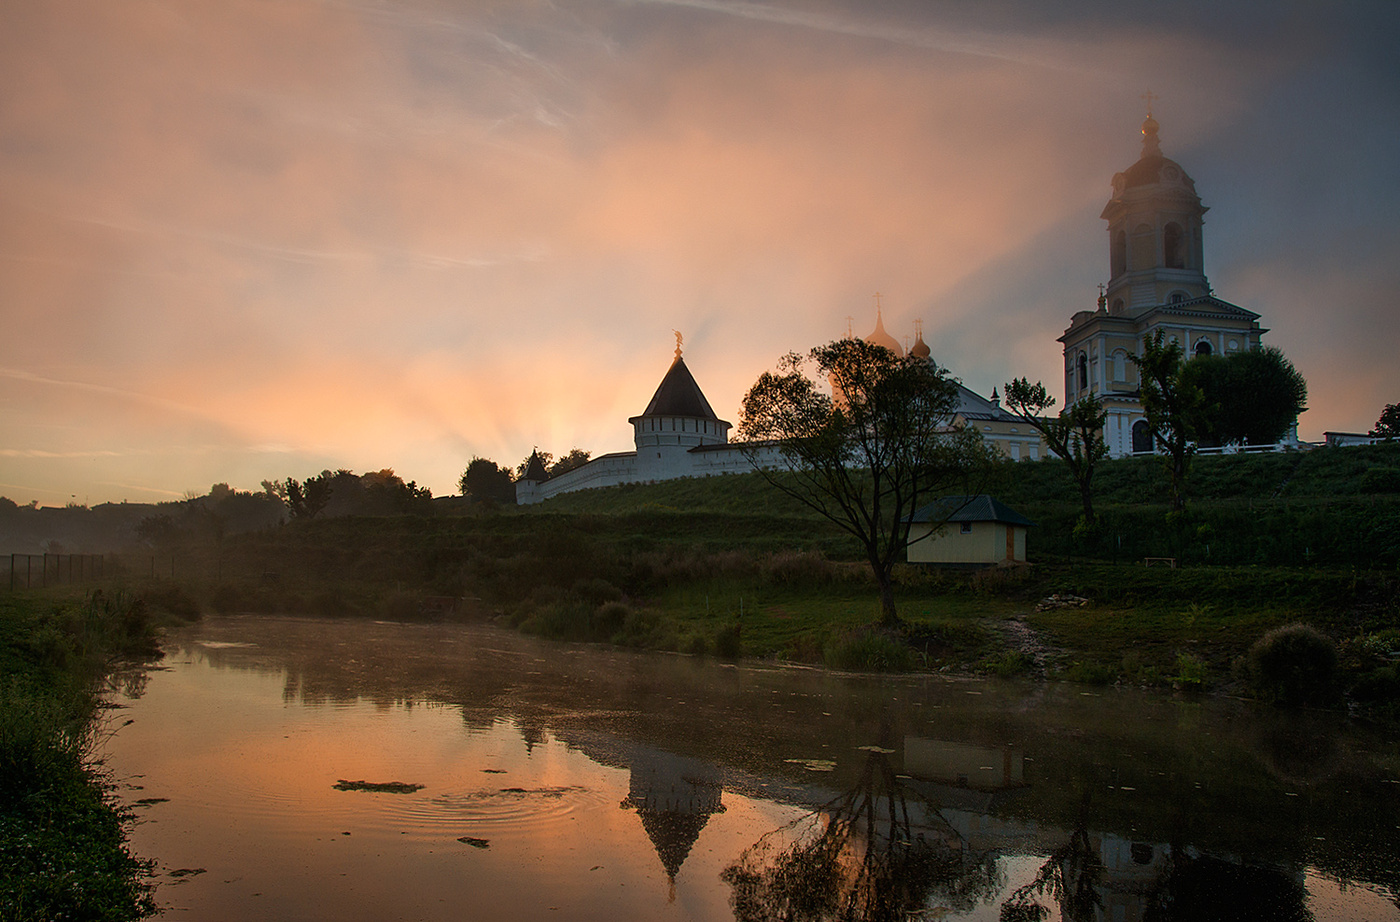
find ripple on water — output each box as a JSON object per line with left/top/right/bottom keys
{"left": 382, "top": 785, "right": 606, "bottom": 835}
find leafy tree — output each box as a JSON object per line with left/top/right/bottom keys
{"left": 1184, "top": 346, "right": 1307, "bottom": 446}
{"left": 1003, "top": 379, "right": 1108, "bottom": 526}
{"left": 548, "top": 448, "right": 592, "bottom": 478}
{"left": 738, "top": 338, "right": 995, "bottom": 627}
{"left": 284, "top": 471, "right": 335, "bottom": 520}
{"left": 1132, "top": 331, "right": 1201, "bottom": 513}
{"left": 1371, "top": 403, "right": 1400, "bottom": 440}
{"left": 459, "top": 458, "right": 516, "bottom": 505}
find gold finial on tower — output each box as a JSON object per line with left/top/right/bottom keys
{"left": 873, "top": 291, "right": 883, "bottom": 317}
{"left": 1097, "top": 283, "right": 1107, "bottom": 311}
{"left": 1139, "top": 91, "right": 1162, "bottom": 156}
{"left": 672, "top": 329, "right": 683, "bottom": 358}
{"left": 845, "top": 315, "right": 854, "bottom": 339}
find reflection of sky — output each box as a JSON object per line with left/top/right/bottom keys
{"left": 2, "top": 1, "right": 1398, "bottom": 503}
{"left": 102, "top": 617, "right": 1400, "bottom": 921}
{"left": 108, "top": 653, "right": 803, "bottom": 921}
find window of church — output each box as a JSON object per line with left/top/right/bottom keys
{"left": 1111, "top": 230, "right": 1126, "bottom": 277}
{"left": 1111, "top": 298, "right": 1124, "bottom": 314}
{"left": 1077, "top": 353, "right": 1088, "bottom": 390}
{"left": 1132, "top": 420, "right": 1153, "bottom": 454}
{"left": 1164, "top": 222, "right": 1185, "bottom": 269}
{"left": 1195, "top": 340, "right": 1212, "bottom": 357}
{"left": 1170, "top": 291, "right": 1186, "bottom": 304}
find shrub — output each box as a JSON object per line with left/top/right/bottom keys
{"left": 981, "top": 650, "right": 1034, "bottom": 677}
{"left": 1360, "top": 467, "right": 1400, "bottom": 493}
{"left": 823, "top": 628, "right": 915, "bottom": 672}
{"left": 138, "top": 581, "right": 201, "bottom": 622}
{"left": 1350, "top": 664, "right": 1400, "bottom": 702}
{"left": 714, "top": 622, "right": 743, "bottom": 660}
{"left": 760, "top": 550, "right": 835, "bottom": 586}
{"left": 1173, "top": 652, "right": 1208, "bottom": 690}
{"left": 1062, "top": 661, "right": 1118, "bottom": 685}
{"left": 594, "top": 601, "right": 631, "bottom": 639}
{"left": 572, "top": 577, "right": 623, "bottom": 606}
{"left": 1247, "top": 623, "right": 1339, "bottom": 707}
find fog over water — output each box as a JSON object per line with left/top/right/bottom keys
{"left": 105, "top": 615, "right": 1400, "bottom": 921}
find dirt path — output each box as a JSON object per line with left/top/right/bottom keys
{"left": 985, "top": 614, "right": 1069, "bottom": 676}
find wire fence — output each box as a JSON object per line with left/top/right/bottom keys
{"left": 6, "top": 553, "right": 106, "bottom": 590}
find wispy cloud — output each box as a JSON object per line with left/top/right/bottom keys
{"left": 622, "top": 0, "right": 1101, "bottom": 71}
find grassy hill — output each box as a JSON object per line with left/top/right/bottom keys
{"left": 531, "top": 442, "right": 1400, "bottom": 569}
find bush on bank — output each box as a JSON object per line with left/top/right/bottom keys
{"left": 0, "top": 592, "right": 160, "bottom": 920}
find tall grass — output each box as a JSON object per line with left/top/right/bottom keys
{"left": 1, "top": 592, "right": 160, "bottom": 919}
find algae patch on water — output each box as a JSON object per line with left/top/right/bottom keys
{"left": 333, "top": 780, "right": 424, "bottom": 793}
{"left": 457, "top": 836, "right": 490, "bottom": 849}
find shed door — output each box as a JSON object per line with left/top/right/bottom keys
{"left": 1006, "top": 526, "right": 1015, "bottom": 562}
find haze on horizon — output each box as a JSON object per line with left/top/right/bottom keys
{"left": 2, "top": 0, "right": 1397, "bottom": 507}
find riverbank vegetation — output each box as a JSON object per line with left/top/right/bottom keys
{"left": 5, "top": 444, "right": 1398, "bottom": 714}
{"left": 0, "top": 590, "right": 165, "bottom": 919}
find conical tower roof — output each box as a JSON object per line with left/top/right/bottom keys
{"left": 521, "top": 450, "right": 550, "bottom": 483}
{"left": 637, "top": 355, "right": 720, "bottom": 420}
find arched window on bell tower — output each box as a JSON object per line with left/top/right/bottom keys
{"left": 1111, "top": 230, "right": 1127, "bottom": 278}
{"left": 1164, "top": 222, "right": 1185, "bottom": 269}
{"left": 1077, "top": 352, "right": 1088, "bottom": 391}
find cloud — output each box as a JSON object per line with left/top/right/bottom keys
{"left": 0, "top": 0, "right": 1395, "bottom": 503}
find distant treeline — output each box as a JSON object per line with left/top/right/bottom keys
{"left": 4, "top": 444, "right": 1399, "bottom": 568}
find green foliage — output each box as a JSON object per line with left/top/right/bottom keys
{"left": 0, "top": 596, "right": 159, "bottom": 920}
{"left": 1061, "top": 661, "right": 1119, "bottom": 685}
{"left": 739, "top": 338, "right": 999, "bottom": 625}
{"left": 1173, "top": 652, "right": 1208, "bottom": 690}
{"left": 1003, "top": 377, "right": 1108, "bottom": 523}
{"left": 459, "top": 457, "right": 516, "bottom": 505}
{"left": 1184, "top": 346, "right": 1307, "bottom": 447}
{"left": 714, "top": 622, "right": 743, "bottom": 660}
{"left": 822, "top": 627, "right": 916, "bottom": 672}
{"left": 1359, "top": 467, "right": 1400, "bottom": 493}
{"left": 1132, "top": 330, "right": 1201, "bottom": 512}
{"left": 1247, "top": 623, "right": 1340, "bottom": 708}
{"left": 1371, "top": 403, "right": 1400, "bottom": 440}
{"left": 980, "top": 650, "right": 1035, "bottom": 677}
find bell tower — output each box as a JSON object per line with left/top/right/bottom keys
{"left": 1101, "top": 111, "right": 1211, "bottom": 316}
{"left": 1059, "top": 104, "right": 1265, "bottom": 458}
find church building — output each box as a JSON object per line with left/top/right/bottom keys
{"left": 515, "top": 335, "right": 765, "bottom": 504}
{"left": 1060, "top": 111, "right": 1268, "bottom": 457}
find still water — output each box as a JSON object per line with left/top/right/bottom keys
{"left": 105, "top": 615, "right": 1400, "bottom": 922}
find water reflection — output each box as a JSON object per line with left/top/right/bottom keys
{"left": 105, "top": 616, "right": 1400, "bottom": 922}
{"left": 724, "top": 748, "right": 1002, "bottom": 922}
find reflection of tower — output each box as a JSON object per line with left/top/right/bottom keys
{"left": 621, "top": 749, "right": 726, "bottom": 890}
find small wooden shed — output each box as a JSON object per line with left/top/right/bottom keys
{"left": 906, "top": 495, "right": 1033, "bottom": 566}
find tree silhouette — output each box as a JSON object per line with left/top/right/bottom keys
{"left": 739, "top": 339, "right": 994, "bottom": 626}
{"left": 1002, "top": 378, "right": 1108, "bottom": 527}
{"left": 722, "top": 749, "right": 1001, "bottom": 921}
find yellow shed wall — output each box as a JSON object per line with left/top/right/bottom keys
{"left": 907, "top": 522, "right": 1026, "bottom": 564}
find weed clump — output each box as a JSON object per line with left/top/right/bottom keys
{"left": 823, "top": 628, "right": 915, "bottom": 672}
{"left": 1246, "top": 623, "right": 1339, "bottom": 708}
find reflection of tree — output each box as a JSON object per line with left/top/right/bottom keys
{"left": 1001, "top": 795, "right": 1102, "bottom": 922}
{"left": 722, "top": 750, "right": 1001, "bottom": 921}
{"left": 1142, "top": 853, "right": 1314, "bottom": 921}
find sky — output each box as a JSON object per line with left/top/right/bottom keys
{"left": 2, "top": 0, "right": 1397, "bottom": 506}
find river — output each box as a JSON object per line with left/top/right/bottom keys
{"left": 103, "top": 615, "right": 1400, "bottom": 921}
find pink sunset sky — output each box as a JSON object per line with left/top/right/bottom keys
{"left": 2, "top": 0, "right": 1397, "bottom": 505}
